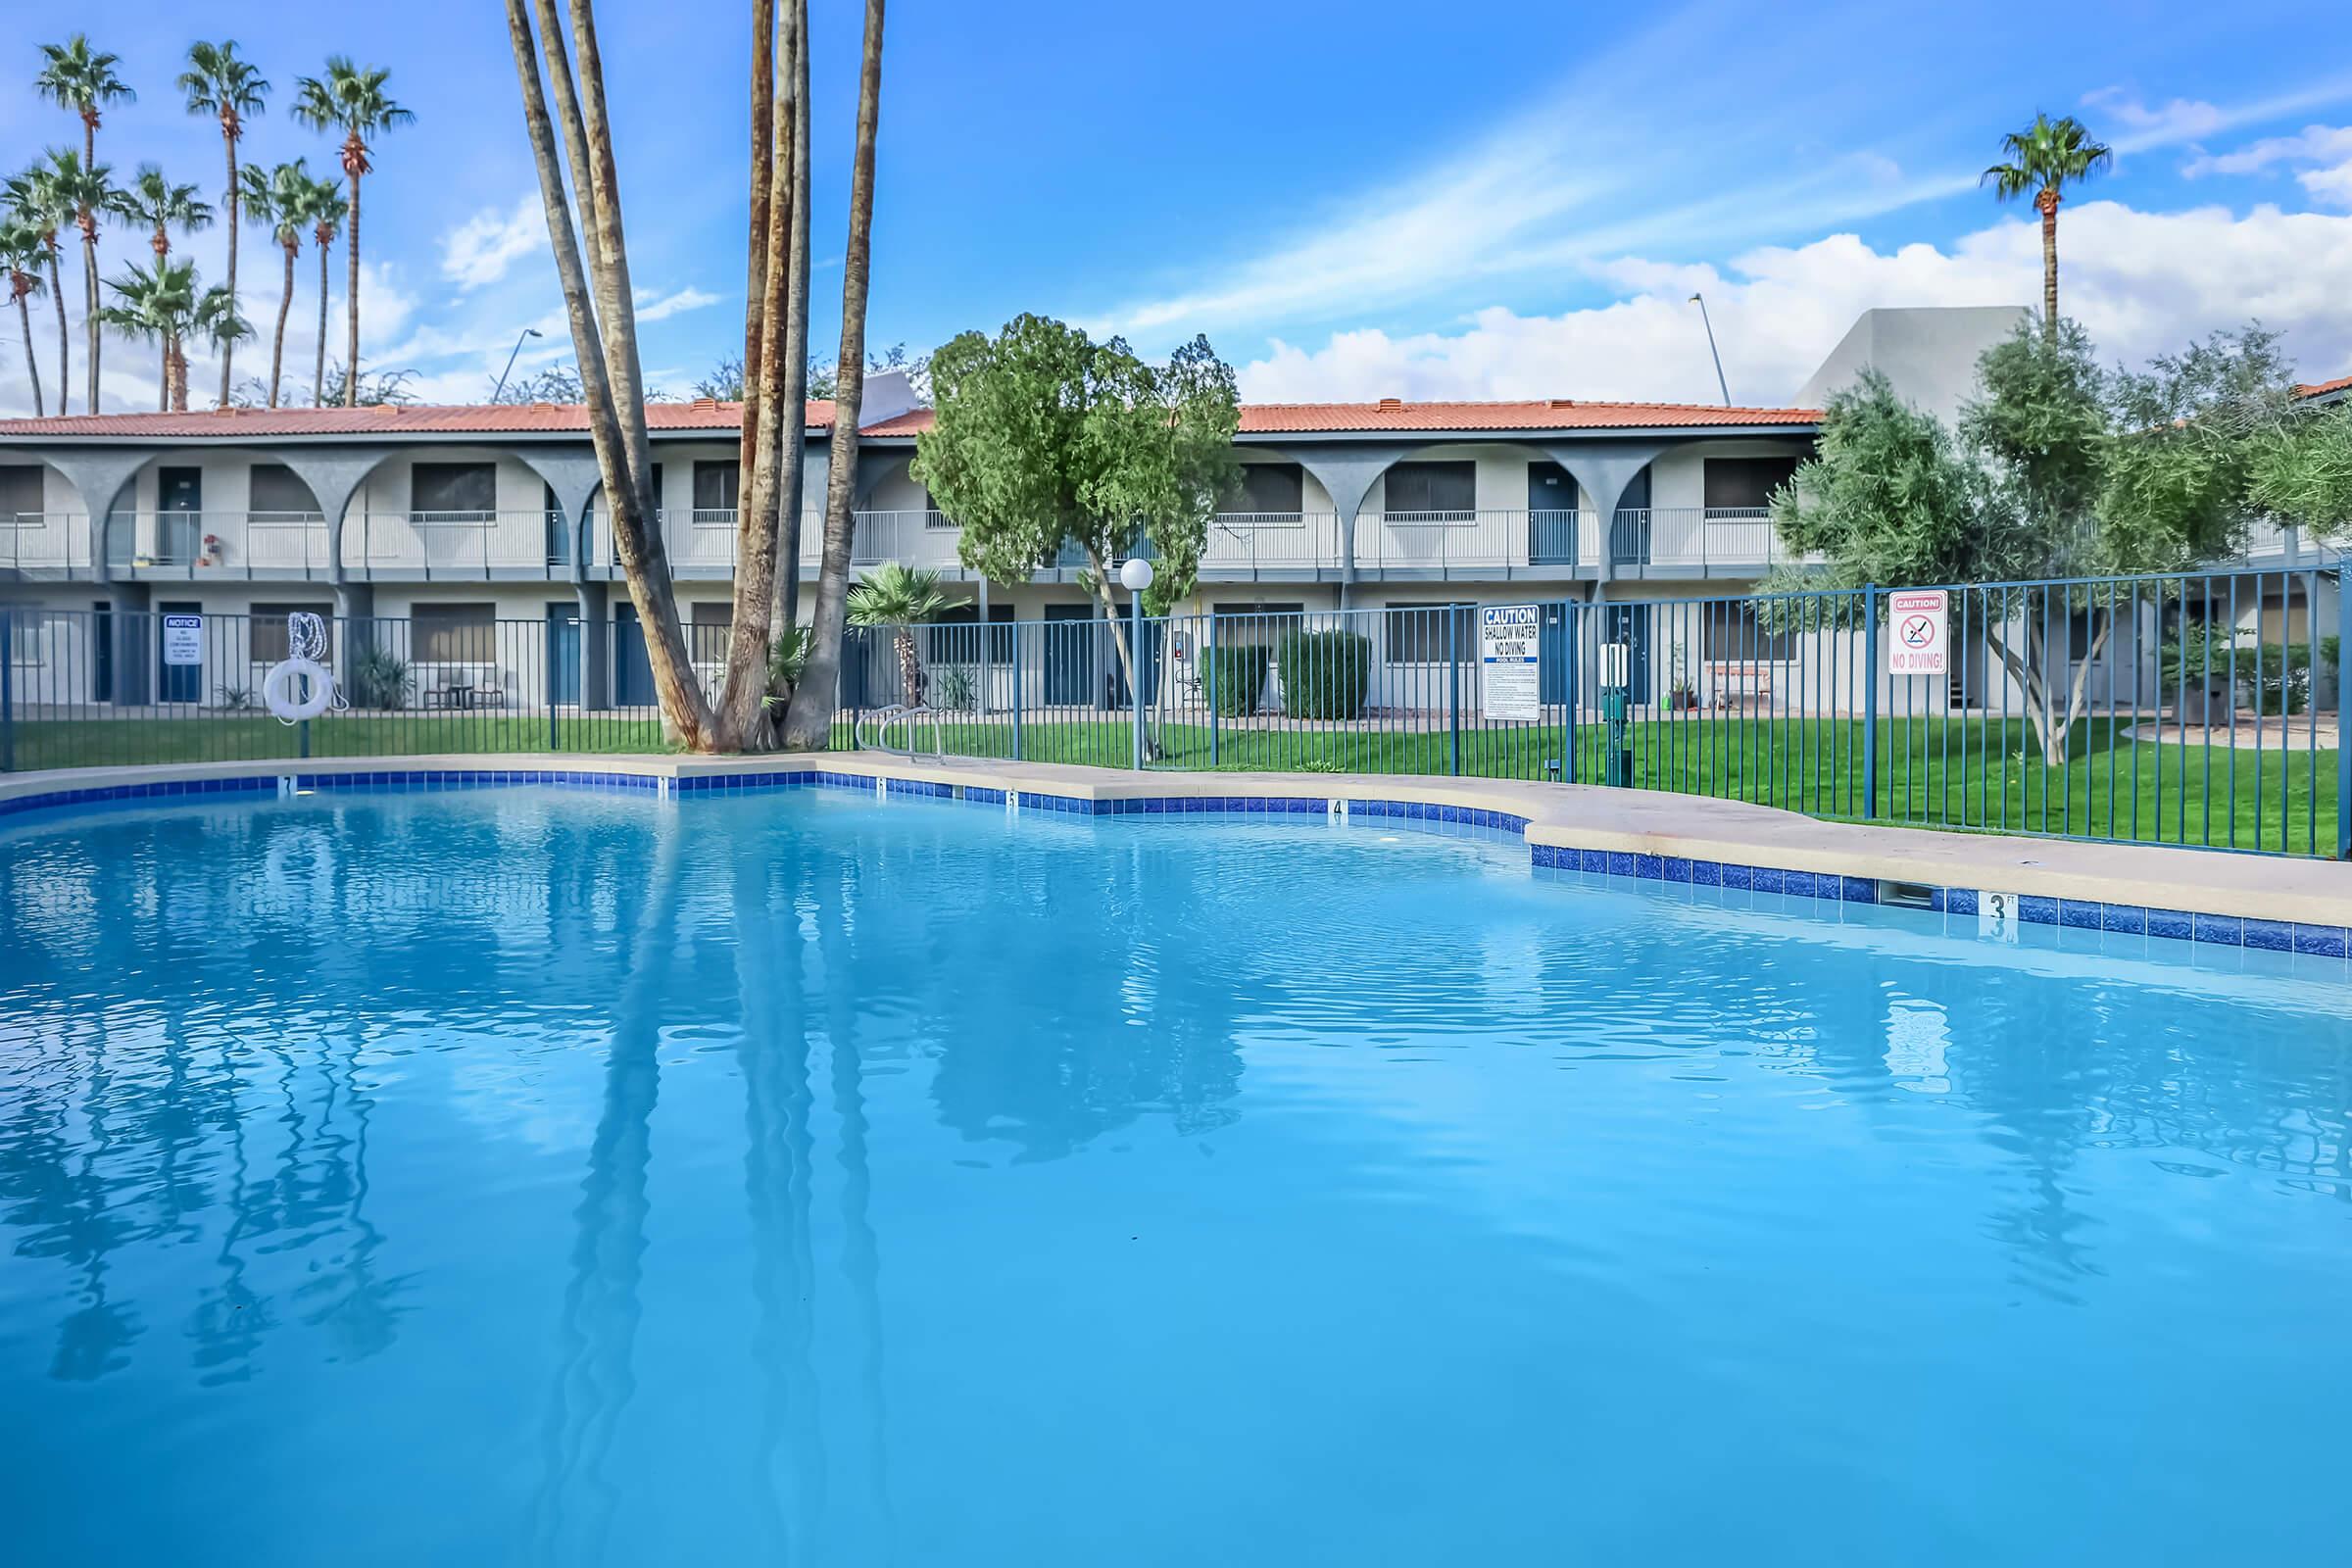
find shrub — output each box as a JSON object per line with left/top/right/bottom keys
{"left": 932, "top": 664, "right": 977, "bottom": 712}
{"left": 1276, "top": 627, "right": 1371, "bottom": 719}
{"left": 1203, "top": 644, "right": 1271, "bottom": 715}
{"left": 2159, "top": 628, "right": 2312, "bottom": 714}
{"left": 348, "top": 645, "right": 414, "bottom": 710}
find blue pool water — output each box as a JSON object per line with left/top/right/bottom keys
{"left": 1, "top": 787, "right": 2348, "bottom": 1565}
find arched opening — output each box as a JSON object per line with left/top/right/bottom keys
{"left": 0, "top": 457, "right": 92, "bottom": 576}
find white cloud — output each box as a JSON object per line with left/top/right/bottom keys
{"left": 634, "top": 285, "right": 719, "bottom": 323}
{"left": 440, "top": 195, "right": 547, "bottom": 290}
{"left": 1236, "top": 200, "right": 2352, "bottom": 407}
{"left": 2183, "top": 123, "right": 2352, "bottom": 209}
{"left": 2082, "top": 88, "right": 2226, "bottom": 149}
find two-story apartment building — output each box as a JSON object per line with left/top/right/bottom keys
{"left": 0, "top": 370, "right": 1821, "bottom": 709}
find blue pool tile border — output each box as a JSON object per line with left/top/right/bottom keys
{"left": 3, "top": 763, "right": 2342, "bottom": 962}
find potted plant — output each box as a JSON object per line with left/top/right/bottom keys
{"left": 1667, "top": 639, "right": 1698, "bottom": 710}
{"left": 200, "top": 532, "right": 224, "bottom": 567}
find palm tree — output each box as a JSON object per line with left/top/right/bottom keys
{"left": 180, "top": 41, "right": 271, "bottom": 409}
{"left": 191, "top": 284, "right": 251, "bottom": 413}
{"left": 0, "top": 218, "right": 47, "bottom": 416}
{"left": 1984, "top": 113, "right": 2112, "bottom": 337}
{"left": 116, "top": 166, "right": 215, "bottom": 259}
{"left": 303, "top": 178, "right": 348, "bottom": 406}
{"left": 291, "top": 60, "right": 412, "bottom": 408}
{"left": 846, "top": 564, "right": 949, "bottom": 708}
{"left": 35, "top": 36, "right": 135, "bottom": 410}
{"left": 43, "top": 151, "right": 116, "bottom": 416}
{"left": 99, "top": 257, "right": 197, "bottom": 412}
{"left": 781, "top": 0, "right": 886, "bottom": 751}
{"left": 3, "top": 166, "right": 73, "bottom": 413}
{"left": 240, "top": 159, "right": 311, "bottom": 407}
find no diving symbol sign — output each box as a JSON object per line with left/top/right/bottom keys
{"left": 1887, "top": 590, "right": 1947, "bottom": 677}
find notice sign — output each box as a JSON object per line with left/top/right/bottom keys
{"left": 1480, "top": 604, "right": 1541, "bottom": 720}
{"left": 161, "top": 612, "right": 204, "bottom": 666}
{"left": 1887, "top": 590, "right": 1947, "bottom": 677}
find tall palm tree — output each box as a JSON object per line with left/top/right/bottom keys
{"left": 291, "top": 60, "right": 412, "bottom": 408}
{"left": 191, "top": 284, "right": 250, "bottom": 413}
{"left": 304, "top": 178, "right": 348, "bottom": 406}
{"left": 0, "top": 218, "right": 47, "bottom": 416}
{"left": 99, "top": 257, "right": 197, "bottom": 413}
{"left": 4, "top": 166, "right": 73, "bottom": 414}
{"left": 116, "top": 166, "right": 215, "bottom": 259}
{"left": 35, "top": 36, "right": 135, "bottom": 411}
{"left": 782, "top": 0, "right": 887, "bottom": 751}
{"left": 1984, "top": 113, "right": 2112, "bottom": 338}
{"left": 180, "top": 41, "right": 271, "bottom": 408}
{"left": 845, "top": 564, "right": 949, "bottom": 708}
{"left": 43, "top": 151, "right": 116, "bottom": 416}
{"left": 240, "top": 159, "right": 311, "bottom": 407}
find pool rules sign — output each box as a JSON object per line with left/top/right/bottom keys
{"left": 1480, "top": 604, "right": 1542, "bottom": 720}
{"left": 1887, "top": 589, "right": 1947, "bottom": 678}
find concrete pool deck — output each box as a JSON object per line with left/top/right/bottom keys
{"left": 2, "top": 749, "right": 2347, "bottom": 934}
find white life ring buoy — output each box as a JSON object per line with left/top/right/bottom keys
{"left": 263, "top": 657, "right": 336, "bottom": 722}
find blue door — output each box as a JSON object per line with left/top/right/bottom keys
{"left": 613, "top": 606, "right": 656, "bottom": 707}
{"left": 545, "top": 601, "right": 580, "bottom": 705}
{"left": 1540, "top": 602, "right": 1572, "bottom": 705}
{"left": 157, "top": 467, "right": 201, "bottom": 565}
{"left": 1528, "top": 463, "right": 1577, "bottom": 565}
{"left": 1043, "top": 605, "right": 1096, "bottom": 706}
{"left": 1608, "top": 466, "right": 1653, "bottom": 568}
{"left": 1603, "top": 604, "right": 1652, "bottom": 706}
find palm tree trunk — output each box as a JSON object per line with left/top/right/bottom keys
{"left": 47, "top": 250, "right": 69, "bottom": 416}
{"left": 344, "top": 170, "right": 363, "bottom": 406}
{"left": 2038, "top": 190, "right": 2059, "bottom": 336}
{"left": 270, "top": 242, "right": 295, "bottom": 408}
{"left": 715, "top": 0, "right": 799, "bottom": 747}
{"left": 15, "top": 290, "right": 42, "bottom": 417}
{"left": 315, "top": 242, "right": 329, "bottom": 405}
{"left": 508, "top": 0, "right": 715, "bottom": 749}
{"left": 81, "top": 230, "right": 100, "bottom": 413}
{"left": 157, "top": 336, "right": 170, "bottom": 412}
{"left": 219, "top": 128, "right": 239, "bottom": 408}
{"left": 782, "top": 0, "right": 884, "bottom": 752}
{"left": 773, "top": 0, "right": 812, "bottom": 641}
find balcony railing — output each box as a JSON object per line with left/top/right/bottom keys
{"left": 1608, "top": 508, "right": 1807, "bottom": 572}
{"left": 351, "top": 511, "right": 569, "bottom": 576}
{"left": 98, "top": 510, "right": 335, "bottom": 577}
{"left": 1202, "top": 512, "right": 1345, "bottom": 573}
{"left": 1, "top": 512, "right": 94, "bottom": 577}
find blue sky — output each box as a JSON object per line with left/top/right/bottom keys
{"left": 4, "top": 0, "right": 2352, "bottom": 415}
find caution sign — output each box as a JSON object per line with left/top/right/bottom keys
{"left": 1887, "top": 590, "right": 1947, "bottom": 677}
{"left": 1480, "top": 604, "right": 1541, "bottom": 720}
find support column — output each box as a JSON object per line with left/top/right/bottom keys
{"left": 577, "top": 580, "right": 612, "bottom": 710}
{"left": 106, "top": 582, "right": 153, "bottom": 706}
{"left": 333, "top": 580, "right": 376, "bottom": 690}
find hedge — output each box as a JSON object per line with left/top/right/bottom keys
{"left": 1276, "top": 628, "right": 1372, "bottom": 719}
{"left": 1203, "top": 644, "right": 1271, "bottom": 716}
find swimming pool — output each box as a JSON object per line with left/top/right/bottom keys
{"left": 2, "top": 784, "right": 2347, "bottom": 1564}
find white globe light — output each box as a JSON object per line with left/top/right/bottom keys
{"left": 1118, "top": 557, "right": 1154, "bottom": 592}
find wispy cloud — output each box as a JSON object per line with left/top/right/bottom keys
{"left": 635, "top": 285, "right": 719, "bottom": 323}
{"left": 2183, "top": 122, "right": 2352, "bottom": 208}
{"left": 441, "top": 195, "right": 547, "bottom": 291}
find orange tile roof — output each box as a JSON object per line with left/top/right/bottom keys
{"left": 0, "top": 395, "right": 1821, "bottom": 441}
{"left": 0, "top": 399, "right": 837, "bottom": 439}
{"left": 2294, "top": 374, "right": 2351, "bottom": 399}
{"left": 863, "top": 398, "right": 1819, "bottom": 439}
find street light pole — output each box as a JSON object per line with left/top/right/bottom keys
{"left": 1688, "top": 293, "right": 1731, "bottom": 407}
{"left": 492, "top": 326, "right": 544, "bottom": 403}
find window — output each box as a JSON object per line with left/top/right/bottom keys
{"left": 248, "top": 465, "right": 319, "bottom": 516}
{"left": 934, "top": 602, "right": 1015, "bottom": 662}
{"left": 411, "top": 463, "right": 497, "bottom": 518}
{"left": 0, "top": 466, "right": 39, "bottom": 521}
{"left": 1382, "top": 462, "right": 1475, "bottom": 518}
{"left": 692, "top": 461, "right": 739, "bottom": 519}
{"left": 1208, "top": 601, "right": 1303, "bottom": 647}
{"left": 412, "top": 603, "right": 497, "bottom": 663}
{"left": 689, "top": 602, "right": 733, "bottom": 665}
{"left": 1230, "top": 464, "right": 1303, "bottom": 516}
{"left": 1700, "top": 602, "right": 1795, "bottom": 662}
{"left": 251, "top": 603, "right": 335, "bottom": 663}
{"left": 1702, "top": 457, "right": 1798, "bottom": 514}
{"left": 1384, "top": 600, "right": 1471, "bottom": 663}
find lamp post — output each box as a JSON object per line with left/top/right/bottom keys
{"left": 492, "top": 326, "right": 544, "bottom": 403}
{"left": 1120, "top": 556, "right": 1154, "bottom": 770}
{"left": 1688, "top": 293, "right": 1731, "bottom": 406}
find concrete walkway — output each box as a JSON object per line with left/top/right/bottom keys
{"left": 4, "top": 749, "right": 2347, "bottom": 927}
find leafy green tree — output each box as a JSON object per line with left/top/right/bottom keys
{"left": 846, "top": 562, "right": 952, "bottom": 706}
{"left": 292, "top": 60, "right": 412, "bottom": 408}
{"left": 2248, "top": 404, "right": 2352, "bottom": 544}
{"left": 180, "top": 40, "right": 271, "bottom": 408}
{"left": 35, "top": 34, "right": 134, "bottom": 408}
{"left": 913, "top": 314, "right": 1241, "bottom": 704}
{"left": 1983, "top": 113, "right": 2111, "bottom": 337}
{"left": 1, "top": 216, "right": 48, "bottom": 416}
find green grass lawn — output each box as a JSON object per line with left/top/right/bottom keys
{"left": 6, "top": 710, "right": 2337, "bottom": 856}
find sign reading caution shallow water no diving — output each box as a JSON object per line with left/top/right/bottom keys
{"left": 1480, "top": 604, "right": 1542, "bottom": 720}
